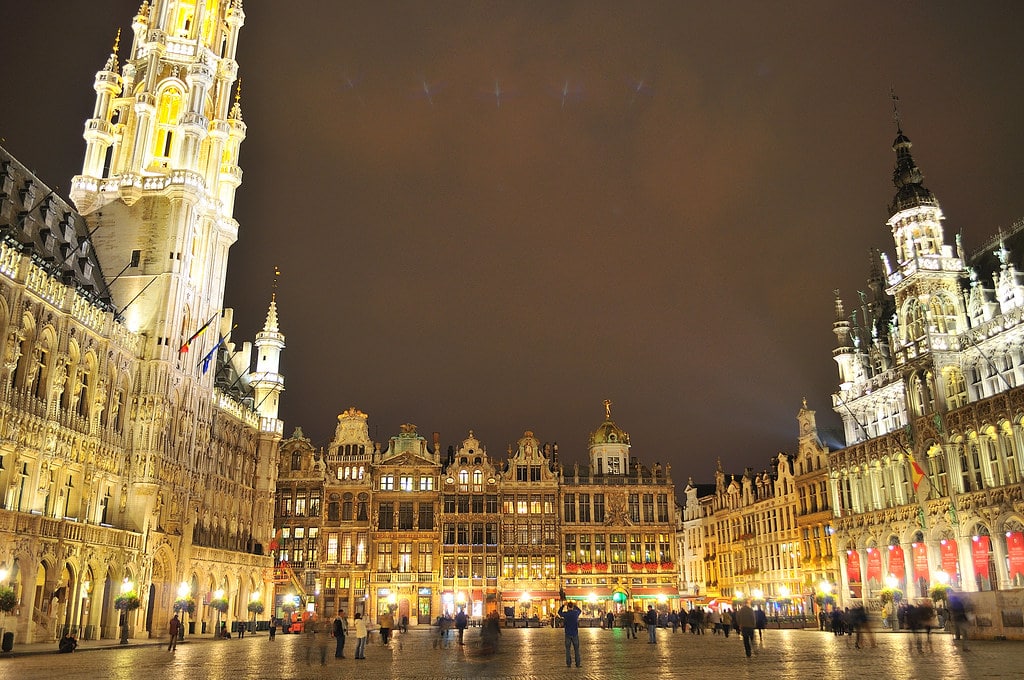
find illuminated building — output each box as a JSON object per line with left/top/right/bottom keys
{"left": 827, "top": 118, "right": 1024, "bottom": 635}
{"left": 275, "top": 402, "right": 683, "bottom": 625}
{"left": 439, "top": 431, "right": 502, "bottom": 619}
{"left": 560, "top": 402, "right": 678, "bottom": 617}
{"left": 0, "top": 1, "right": 282, "bottom": 644}
{"left": 674, "top": 405, "right": 834, "bottom": 617}
{"left": 497, "top": 430, "right": 561, "bottom": 621}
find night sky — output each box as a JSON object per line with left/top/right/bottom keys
{"left": 3, "top": 2, "right": 1024, "bottom": 482}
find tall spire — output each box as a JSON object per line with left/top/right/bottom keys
{"left": 888, "top": 91, "right": 937, "bottom": 216}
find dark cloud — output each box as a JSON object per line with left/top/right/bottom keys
{"left": 3, "top": 1, "right": 1023, "bottom": 481}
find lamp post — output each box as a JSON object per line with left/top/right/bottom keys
{"left": 117, "top": 579, "right": 136, "bottom": 644}
{"left": 214, "top": 588, "right": 225, "bottom": 637}
{"left": 520, "top": 592, "right": 531, "bottom": 628}
{"left": 176, "top": 582, "right": 191, "bottom": 639}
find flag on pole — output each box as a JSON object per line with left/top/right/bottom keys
{"left": 198, "top": 325, "right": 238, "bottom": 373}
{"left": 909, "top": 454, "right": 927, "bottom": 492}
{"left": 907, "top": 452, "right": 932, "bottom": 530}
{"left": 178, "top": 312, "right": 219, "bottom": 353}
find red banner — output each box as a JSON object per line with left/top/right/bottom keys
{"left": 912, "top": 542, "right": 929, "bottom": 580}
{"left": 866, "top": 548, "right": 883, "bottom": 583}
{"left": 846, "top": 550, "right": 861, "bottom": 583}
{"left": 940, "top": 539, "right": 958, "bottom": 577}
{"left": 1008, "top": 532, "right": 1024, "bottom": 580}
{"left": 887, "top": 545, "right": 905, "bottom": 580}
{"left": 972, "top": 535, "right": 991, "bottom": 578}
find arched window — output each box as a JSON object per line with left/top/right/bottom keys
{"left": 903, "top": 299, "right": 925, "bottom": 342}
{"left": 944, "top": 367, "right": 968, "bottom": 410}
{"left": 153, "top": 86, "right": 184, "bottom": 163}
{"left": 929, "top": 294, "right": 958, "bottom": 334}
{"left": 290, "top": 451, "right": 301, "bottom": 471}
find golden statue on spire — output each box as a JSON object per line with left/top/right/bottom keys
{"left": 603, "top": 399, "right": 612, "bottom": 420}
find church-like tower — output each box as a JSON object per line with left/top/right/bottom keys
{"left": 70, "top": 0, "right": 246, "bottom": 351}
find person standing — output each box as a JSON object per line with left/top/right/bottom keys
{"left": 644, "top": 605, "right": 658, "bottom": 643}
{"left": 632, "top": 608, "right": 644, "bottom": 638}
{"left": 558, "top": 601, "right": 582, "bottom": 668}
{"left": 167, "top": 613, "right": 181, "bottom": 652}
{"left": 353, "top": 613, "right": 368, "bottom": 659}
{"left": 333, "top": 611, "right": 347, "bottom": 658}
{"left": 268, "top": 615, "right": 277, "bottom": 641}
{"left": 379, "top": 610, "right": 394, "bottom": 645}
{"left": 455, "top": 608, "right": 468, "bottom": 645}
{"left": 949, "top": 595, "right": 971, "bottom": 651}
{"left": 736, "top": 601, "right": 757, "bottom": 658}
{"left": 754, "top": 606, "right": 767, "bottom": 642}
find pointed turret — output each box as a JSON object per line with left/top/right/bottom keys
{"left": 251, "top": 293, "right": 285, "bottom": 422}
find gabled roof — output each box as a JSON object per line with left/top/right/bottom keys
{"left": 0, "top": 147, "right": 113, "bottom": 311}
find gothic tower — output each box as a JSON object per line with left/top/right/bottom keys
{"left": 70, "top": 0, "right": 246, "bottom": 347}
{"left": 883, "top": 118, "right": 970, "bottom": 420}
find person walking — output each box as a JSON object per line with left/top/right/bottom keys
{"left": 632, "top": 608, "right": 644, "bottom": 638}
{"left": 949, "top": 595, "right": 971, "bottom": 651}
{"left": 379, "top": 610, "right": 394, "bottom": 645}
{"left": 305, "top": 617, "right": 328, "bottom": 666}
{"left": 620, "top": 609, "right": 636, "bottom": 638}
{"left": 167, "top": 613, "right": 180, "bottom": 652}
{"left": 736, "top": 601, "right": 757, "bottom": 658}
{"left": 353, "top": 613, "right": 368, "bottom": 659}
{"left": 558, "top": 600, "right": 582, "bottom": 668}
{"left": 455, "top": 607, "right": 468, "bottom": 645}
{"left": 268, "top": 615, "right": 277, "bottom": 641}
{"left": 721, "top": 608, "right": 732, "bottom": 638}
{"left": 644, "top": 605, "right": 658, "bottom": 643}
{"left": 333, "top": 610, "right": 347, "bottom": 658}
{"left": 754, "top": 606, "right": 767, "bottom": 642}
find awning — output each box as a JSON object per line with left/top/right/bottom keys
{"left": 631, "top": 588, "right": 679, "bottom": 598}
{"left": 563, "top": 587, "right": 612, "bottom": 598}
{"left": 500, "top": 591, "right": 560, "bottom": 600}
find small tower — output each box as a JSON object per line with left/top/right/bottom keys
{"left": 251, "top": 293, "right": 285, "bottom": 421}
{"left": 588, "top": 400, "right": 630, "bottom": 475}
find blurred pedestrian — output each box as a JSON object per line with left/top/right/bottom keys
{"left": 736, "top": 601, "right": 757, "bottom": 658}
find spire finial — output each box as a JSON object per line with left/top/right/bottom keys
{"left": 890, "top": 86, "right": 902, "bottom": 133}
{"left": 272, "top": 265, "right": 280, "bottom": 301}
{"left": 104, "top": 29, "right": 122, "bottom": 71}
{"left": 235, "top": 78, "right": 242, "bottom": 104}
{"left": 603, "top": 399, "right": 612, "bottom": 420}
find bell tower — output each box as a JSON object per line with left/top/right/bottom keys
{"left": 70, "top": 0, "right": 246, "bottom": 361}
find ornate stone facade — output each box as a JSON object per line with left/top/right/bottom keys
{"left": 0, "top": 2, "right": 283, "bottom": 644}
{"left": 826, "top": 117, "right": 1024, "bottom": 633}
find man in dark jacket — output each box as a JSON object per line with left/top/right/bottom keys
{"left": 736, "top": 602, "right": 757, "bottom": 658}
{"left": 455, "top": 608, "right": 468, "bottom": 645}
{"left": 644, "top": 605, "right": 658, "bottom": 643}
{"left": 333, "top": 610, "right": 347, "bottom": 658}
{"left": 558, "top": 601, "right": 582, "bottom": 668}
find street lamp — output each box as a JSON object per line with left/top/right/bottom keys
{"left": 520, "top": 592, "right": 531, "bottom": 627}
{"left": 214, "top": 588, "right": 225, "bottom": 637}
{"left": 118, "top": 579, "right": 135, "bottom": 644}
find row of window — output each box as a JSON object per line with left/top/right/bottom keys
{"left": 379, "top": 474, "right": 435, "bottom": 491}
{"left": 563, "top": 492, "right": 671, "bottom": 524}
{"left": 563, "top": 533, "right": 672, "bottom": 565}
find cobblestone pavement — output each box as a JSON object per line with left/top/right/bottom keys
{"left": 3, "top": 627, "right": 1021, "bottom": 680}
